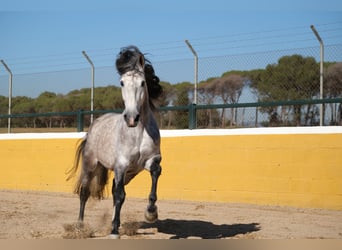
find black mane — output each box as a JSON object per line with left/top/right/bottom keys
{"left": 116, "top": 46, "right": 163, "bottom": 105}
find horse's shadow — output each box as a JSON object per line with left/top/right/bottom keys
{"left": 140, "top": 219, "right": 260, "bottom": 239}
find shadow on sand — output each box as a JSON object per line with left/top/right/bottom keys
{"left": 141, "top": 219, "right": 260, "bottom": 239}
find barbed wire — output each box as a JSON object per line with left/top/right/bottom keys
{"left": 1, "top": 21, "right": 341, "bottom": 75}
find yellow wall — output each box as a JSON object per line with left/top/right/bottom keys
{"left": 0, "top": 130, "right": 341, "bottom": 210}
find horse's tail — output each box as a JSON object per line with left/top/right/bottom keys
{"left": 87, "top": 162, "right": 109, "bottom": 200}
{"left": 66, "top": 138, "right": 86, "bottom": 182}
{"left": 66, "top": 137, "right": 109, "bottom": 200}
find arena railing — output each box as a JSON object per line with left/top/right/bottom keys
{"left": 0, "top": 98, "right": 341, "bottom": 132}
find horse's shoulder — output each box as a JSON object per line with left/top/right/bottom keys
{"left": 86, "top": 113, "right": 121, "bottom": 140}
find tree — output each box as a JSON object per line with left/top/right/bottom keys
{"left": 173, "top": 82, "right": 192, "bottom": 129}
{"left": 12, "top": 96, "right": 35, "bottom": 127}
{"left": 35, "top": 92, "right": 57, "bottom": 128}
{"left": 154, "top": 81, "right": 172, "bottom": 107}
{"left": 0, "top": 96, "right": 8, "bottom": 127}
{"left": 156, "top": 81, "right": 174, "bottom": 128}
{"left": 251, "top": 55, "right": 319, "bottom": 126}
{"left": 53, "top": 94, "right": 73, "bottom": 127}
{"left": 213, "top": 74, "right": 244, "bottom": 127}
{"left": 325, "top": 62, "right": 342, "bottom": 124}
{"left": 325, "top": 62, "right": 342, "bottom": 97}
{"left": 67, "top": 88, "right": 91, "bottom": 111}
{"left": 198, "top": 80, "right": 217, "bottom": 127}
{"left": 94, "top": 86, "right": 123, "bottom": 110}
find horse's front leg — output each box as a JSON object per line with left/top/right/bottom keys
{"left": 110, "top": 173, "right": 125, "bottom": 238}
{"left": 145, "top": 158, "right": 162, "bottom": 223}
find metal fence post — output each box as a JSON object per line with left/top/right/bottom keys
{"left": 82, "top": 51, "right": 95, "bottom": 124}
{"left": 188, "top": 103, "right": 197, "bottom": 129}
{"left": 310, "top": 25, "right": 324, "bottom": 126}
{"left": 0, "top": 60, "right": 12, "bottom": 133}
{"left": 77, "top": 110, "right": 84, "bottom": 132}
{"left": 185, "top": 40, "right": 198, "bottom": 129}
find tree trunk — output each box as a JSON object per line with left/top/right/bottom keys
{"left": 293, "top": 105, "right": 301, "bottom": 126}
{"left": 221, "top": 108, "right": 226, "bottom": 128}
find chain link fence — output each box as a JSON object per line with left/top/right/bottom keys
{"left": 0, "top": 44, "right": 341, "bottom": 131}
{"left": 160, "top": 44, "right": 342, "bottom": 128}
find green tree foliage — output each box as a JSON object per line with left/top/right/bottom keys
{"left": 94, "top": 86, "right": 123, "bottom": 110}
{"left": 34, "top": 92, "right": 57, "bottom": 127}
{"left": 197, "top": 72, "right": 246, "bottom": 127}
{"left": 173, "top": 82, "right": 191, "bottom": 129}
{"left": 198, "top": 80, "right": 219, "bottom": 128}
{"left": 0, "top": 96, "right": 9, "bottom": 127}
{"left": 214, "top": 74, "right": 245, "bottom": 127}
{"left": 249, "top": 55, "right": 320, "bottom": 125}
{"left": 154, "top": 81, "right": 174, "bottom": 128}
{"left": 12, "top": 96, "right": 35, "bottom": 127}
{"left": 325, "top": 62, "right": 342, "bottom": 124}
{"left": 325, "top": 62, "right": 342, "bottom": 98}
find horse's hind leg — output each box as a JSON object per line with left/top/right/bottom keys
{"left": 145, "top": 158, "right": 162, "bottom": 223}
{"left": 77, "top": 169, "right": 92, "bottom": 223}
{"left": 78, "top": 184, "right": 90, "bottom": 222}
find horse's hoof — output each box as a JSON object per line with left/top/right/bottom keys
{"left": 145, "top": 206, "right": 158, "bottom": 223}
{"left": 76, "top": 221, "right": 84, "bottom": 229}
{"left": 108, "top": 234, "right": 120, "bottom": 239}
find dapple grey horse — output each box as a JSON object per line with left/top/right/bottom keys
{"left": 67, "top": 46, "right": 163, "bottom": 238}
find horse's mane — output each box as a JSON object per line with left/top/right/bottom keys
{"left": 116, "top": 46, "right": 163, "bottom": 108}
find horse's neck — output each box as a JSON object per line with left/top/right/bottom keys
{"left": 140, "top": 95, "right": 153, "bottom": 124}
{"left": 139, "top": 102, "right": 159, "bottom": 139}
{"left": 141, "top": 107, "right": 154, "bottom": 127}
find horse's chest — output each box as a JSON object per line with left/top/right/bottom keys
{"left": 132, "top": 138, "right": 156, "bottom": 163}
{"left": 97, "top": 129, "right": 158, "bottom": 169}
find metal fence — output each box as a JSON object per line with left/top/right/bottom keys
{"left": 0, "top": 44, "right": 342, "bottom": 132}
{"left": 1, "top": 98, "right": 341, "bottom": 132}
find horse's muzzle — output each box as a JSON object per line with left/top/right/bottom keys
{"left": 124, "top": 113, "right": 140, "bottom": 127}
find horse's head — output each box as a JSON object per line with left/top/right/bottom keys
{"left": 120, "top": 71, "right": 147, "bottom": 127}
{"left": 116, "top": 47, "right": 147, "bottom": 127}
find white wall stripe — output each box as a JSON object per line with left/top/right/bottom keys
{"left": 0, "top": 127, "right": 341, "bottom": 140}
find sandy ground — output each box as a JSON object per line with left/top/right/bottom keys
{"left": 0, "top": 190, "right": 341, "bottom": 239}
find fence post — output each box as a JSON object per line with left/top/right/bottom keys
{"left": 77, "top": 110, "right": 84, "bottom": 132}
{"left": 0, "top": 60, "right": 12, "bottom": 133}
{"left": 82, "top": 51, "right": 95, "bottom": 124}
{"left": 188, "top": 103, "right": 197, "bottom": 129}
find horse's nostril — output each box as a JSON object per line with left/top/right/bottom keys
{"left": 123, "top": 113, "right": 139, "bottom": 127}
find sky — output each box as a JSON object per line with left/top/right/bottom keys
{"left": 0, "top": 0, "right": 342, "bottom": 97}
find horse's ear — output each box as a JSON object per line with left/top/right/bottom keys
{"left": 139, "top": 54, "right": 145, "bottom": 68}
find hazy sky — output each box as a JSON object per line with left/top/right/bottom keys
{"left": 0, "top": 0, "right": 341, "bottom": 96}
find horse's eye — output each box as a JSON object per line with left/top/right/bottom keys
{"left": 120, "top": 80, "right": 124, "bottom": 87}
{"left": 141, "top": 80, "right": 145, "bottom": 87}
